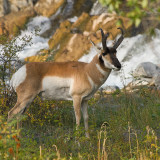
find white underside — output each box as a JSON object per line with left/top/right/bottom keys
{"left": 10, "top": 65, "right": 27, "bottom": 91}
{"left": 41, "top": 76, "right": 73, "bottom": 100}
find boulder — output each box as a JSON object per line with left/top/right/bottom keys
{"left": 102, "top": 86, "right": 120, "bottom": 94}
{"left": 48, "top": 20, "right": 72, "bottom": 50}
{"left": 51, "top": 13, "right": 130, "bottom": 62}
{"left": 126, "top": 78, "right": 151, "bottom": 91}
{"left": 9, "top": 0, "right": 34, "bottom": 12}
{"left": 0, "top": 0, "right": 34, "bottom": 17}
{"left": 34, "top": 0, "right": 65, "bottom": 17}
{"left": 54, "top": 33, "right": 91, "bottom": 62}
{"left": 0, "top": 0, "right": 3, "bottom": 17}
{"left": 133, "top": 62, "right": 160, "bottom": 78}
{"left": 150, "top": 74, "right": 160, "bottom": 89}
{"left": 0, "top": 8, "right": 35, "bottom": 36}
{"left": 90, "top": 0, "right": 108, "bottom": 16}
{"left": 127, "top": 62, "right": 160, "bottom": 90}
{"left": 0, "top": 0, "right": 10, "bottom": 17}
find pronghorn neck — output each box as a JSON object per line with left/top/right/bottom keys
{"left": 86, "top": 55, "right": 111, "bottom": 86}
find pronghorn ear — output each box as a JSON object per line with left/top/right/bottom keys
{"left": 90, "top": 40, "right": 102, "bottom": 52}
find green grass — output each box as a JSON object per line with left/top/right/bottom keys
{"left": 1, "top": 86, "right": 160, "bottom": 159}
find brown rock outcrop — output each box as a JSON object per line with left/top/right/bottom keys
{"left": 50, "top": 13, "right": 131, "bottom": 62}
{"left": 9, "top": 0, "right": 34, "bottom": 12}
{"left": 0, "top": 8, "right": 35, "bottom": 36}
{"left": 34, "top": 0, "right": 65, "bottom": 17}
{"left": 0, "top": 0, "right": 5, "bottom": 17}
{"left": 0, "top": 0, "right": 34, "bottom": 17}
{"left": 26, "top": 12, "right": 131, "bottom": 62}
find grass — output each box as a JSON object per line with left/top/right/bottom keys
{"left": 1, "top": 86, "right": 160, "bottom": 159}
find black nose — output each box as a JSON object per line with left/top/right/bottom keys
{"left": 117, "top": 64, "right": 121, "bottom": 69}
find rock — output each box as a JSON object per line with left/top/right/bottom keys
{"left": 26, "top": 11, "right": 131, "bottom": 62}
{"left": 0, "top": 0, "right": 10, "bottom": 17}
{"left": 54, "top": 33, "right": 91, "bottom": 62}
{"left": 90, "top": 0, "right": 108, "bottom": 16}
{"left": 53, "top": 13, "right": 130, "bottom": 62}
{"left": 0, "top": 0, "right": 34, "bottom": 17}
{"left": 0, "top": 8, "right": 35, "bottom": 36}
{"left": 0, "top": 0, "right": 4, "bottom": 17}
{"left": 127, "top": 62, "right": 160, "bottom": 91}
{"left": 102, "top": 86, "right": 120, "bottom": 94}
{"left": 72, "top": 0, "right": 93, "bottom": 17}
{"left": 126, "top": 78, "right": 151, "bottom": 91}
{"left": 48, "top": 20, "right": 72, "bottom": 50}
{"left": 9, "top": 0, "right": 34, "bottom": 12}
{"left": 25, "top": 51, "right": 49, "bottom": 62}
{"left": 34, "top": 0, "right": 65, "bottom": 17}
{"left": 150, "top": 74, "right": 160, "bottom": 89}
{"left": 133, "top": 62, "right": 160, "bottom": 78}
{"left": 72, "top": 12, "right": 90, "bottom": 31}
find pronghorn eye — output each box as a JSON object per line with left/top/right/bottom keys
{"left": 102, "top": 52, "right": 106, "bottom": 56}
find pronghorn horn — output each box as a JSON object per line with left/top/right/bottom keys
{"left": 99, "top": 28, "right": 109, "bottom": 51}
{"left": 113, "top": 27, "right": 124, "bottom": 49}
{"left": 90, "top": 40, "right": 101, "bottom": 51}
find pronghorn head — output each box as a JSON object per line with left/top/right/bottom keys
{"left": 92, "top": 28, "right": 124, "bottom": 71}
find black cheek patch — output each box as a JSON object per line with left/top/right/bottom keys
{"left": 99, "top": 55, "right": 104, "bottom": 64}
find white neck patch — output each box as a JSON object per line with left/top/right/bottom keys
{"left": 87, "top": 74, "right": 96, "bottom": 89}
{"left": 96, "top": 63, "right": 108, "bottom": 76}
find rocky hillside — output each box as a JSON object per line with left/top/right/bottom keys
{"left": 0, "top": 0, "right": 131, "bottom": 62}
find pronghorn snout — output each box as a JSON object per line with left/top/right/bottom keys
{"left": 115, "top": 61, "right": 121, "bottom": 70}
{"left": 110, "top": 55, "right": 121, "bottom": 71}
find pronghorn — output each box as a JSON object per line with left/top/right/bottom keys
{"left": 8, "top": 28, "right": 124, "bottom": 137}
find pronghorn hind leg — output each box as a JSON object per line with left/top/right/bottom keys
{"left": 81, "top": 100, "right": 89, "bottom": 138}
{"left": 8, "top": 93, "right": 37, "bottom": 121}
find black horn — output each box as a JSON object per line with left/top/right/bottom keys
{"left": 113, "top": 27, "right": 124, "bottom": 49}
{"left": 99, "top": 28, "right": 109, "bottom": 51}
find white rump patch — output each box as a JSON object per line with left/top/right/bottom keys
{"left": 10, "top": 65, "right": 27, "bottom": 91}
{"left": 42, "top": 76, "right": 73, "bottom": 100}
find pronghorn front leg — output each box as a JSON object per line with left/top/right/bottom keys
{"left": 73, "top": 96, "right": 82, "bottom": 130}
{"left": 81, "top": 100, "right": 89, "bottom": 138}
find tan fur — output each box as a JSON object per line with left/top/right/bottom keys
{"left": 104, "top": 54, "right": 113, "bottom": 63}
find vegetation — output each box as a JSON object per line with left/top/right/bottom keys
{"left": 1, "top": 86, "right": 160, "bottom": 159}
{"left": 99, "top": 0, "right": 160, "bottom": 30}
